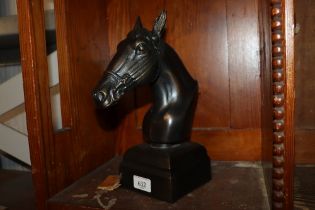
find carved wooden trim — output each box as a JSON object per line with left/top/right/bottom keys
{"left": 271, "top": 1, "right": 286, "bottom": 209}
{"left": 271, "top": 0, "right": 295, "bottom": 209}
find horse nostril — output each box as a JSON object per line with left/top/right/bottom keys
{"left": 94, "top": 91, "right": 106, "bottom": 103}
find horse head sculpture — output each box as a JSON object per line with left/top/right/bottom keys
{"left": 93, "top": 11, "right": 198, "bottom": 145}
{"left": 93, "top": 11, "right": 210, "bottom": 202}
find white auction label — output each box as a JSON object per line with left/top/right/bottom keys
{"left": 133, "top": 175, "right": 151, "bottom": 193}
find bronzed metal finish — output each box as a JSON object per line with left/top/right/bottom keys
{"left": 93, "top": 11, "right": 198, "bottom": 145}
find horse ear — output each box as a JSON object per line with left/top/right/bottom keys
{"left": 133, "top": 16, "right": 143, "bottom": 32}
{"left": 152, "top": 10, "right": 167, "bottom": 37}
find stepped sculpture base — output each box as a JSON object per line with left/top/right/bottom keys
{"left": 120, "top": 142, "right": 211, "bottom": 203}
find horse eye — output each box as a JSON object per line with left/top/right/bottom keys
{"left": 136, "top": 43, "right": 146, "bottom": 54}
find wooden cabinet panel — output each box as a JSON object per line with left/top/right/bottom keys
{"left": 227, "top": 0, "right": 261, "bottom": 129}
{"left": 295, "top": 129, "right": 315, "bottom": 164}
{"left": 295, "top": 0, "right": 315, "bottom": 129}
{"left": 295, "top": 0, "right": 315, "bottom": 164}
{"left": 52, "top": 0, "right": 116, "bottom": 189}
{"left": 259, "top": 0, "right": 273, "bottom": 206}
{"left": 164, "top": 0, "right": 230, "bottom": 128}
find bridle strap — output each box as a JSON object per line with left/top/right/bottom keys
{"left": 105, "top": 71, "right": 135, "bottom": 89}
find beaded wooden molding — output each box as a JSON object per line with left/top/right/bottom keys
{"left": 271, "top": 0, "right": 295, "bottom": 209}
{"left": 271, "top": 0, "right": 286, "bottom": 209}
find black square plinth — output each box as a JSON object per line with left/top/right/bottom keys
{"left": 120, "top": 142, "right": 211, "bottom": 203}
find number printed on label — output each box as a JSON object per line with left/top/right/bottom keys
{"left": 133, "top": 175, "right": 151, "bottom": 193}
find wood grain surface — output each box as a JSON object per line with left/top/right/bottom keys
{"left": 295, "top": 0, "right": 315, "bottom": 130}
{"left": 17, "top": 1, "right": 117, "bottom": 209}
{"left": 259, "top": 0, "right": 273, "bottom": 205}
{"left": 294, "top": 0, "right": 315, "bottom": 164}
{"left": 48, "top": 157, "right": 269, "bottom": 210}
{"left": 17, "top": 1, "right": 54, "bottom": 209}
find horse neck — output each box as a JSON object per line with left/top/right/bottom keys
{"left": 152, "top": 44, "right": 197, "bottom": 109}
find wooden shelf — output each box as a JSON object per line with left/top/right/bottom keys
{"left": 49, "top": 157, "right": 269, "bottom": 210}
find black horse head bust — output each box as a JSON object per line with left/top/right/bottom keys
{"left": 93, "top": 11, "right": 210, "bottom": 202}
{"left": 93, "top": 11, "right": 198, "bottom": 145}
